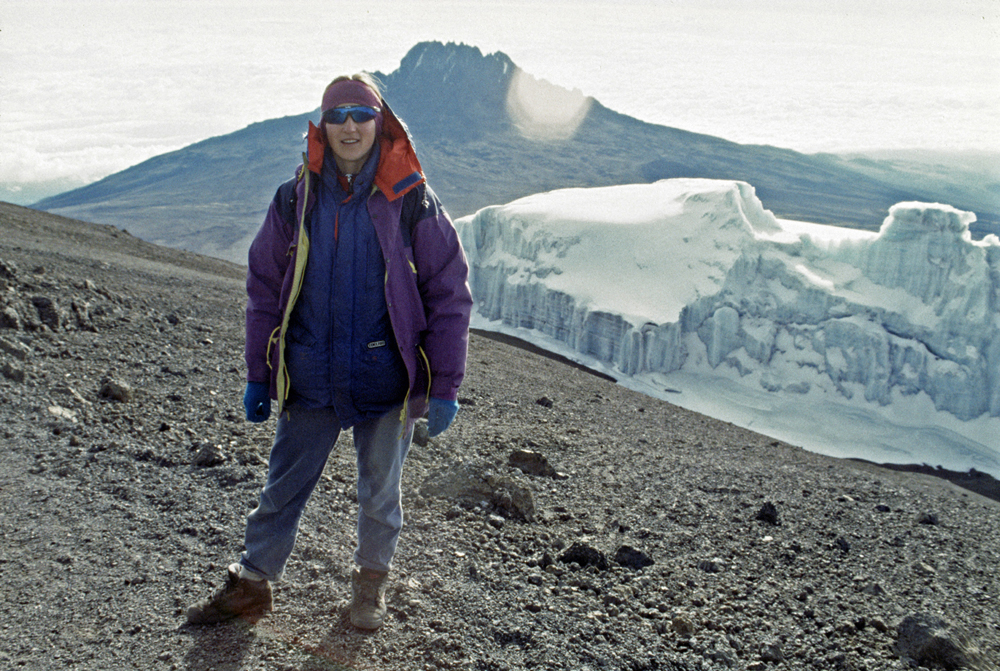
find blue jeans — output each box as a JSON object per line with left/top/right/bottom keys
{"left": 239, "top": 405, "right": 412, "bottom": 581}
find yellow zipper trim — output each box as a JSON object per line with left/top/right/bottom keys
{"left": 398, "top": 345, "right": 434, "bottom": 440}
{"left": 398, "top": 387, "right": 411, "bottom": 430}
{"left": 265, "top": 326, "right": 281, "bottom": 370}
{"left": 418, "top": 345, "right": 432, "bottom": 400}
{"left": 274, "top": 160, "right": 312, "bottom": 414}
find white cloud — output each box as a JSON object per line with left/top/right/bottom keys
{"left": 2, "top": 0, "right": 997, "bottom": 194}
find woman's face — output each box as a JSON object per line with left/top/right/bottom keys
{"left": 325, "top": 105, "right": 377, "bottom": 174}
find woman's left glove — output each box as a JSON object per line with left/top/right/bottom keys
{"left": 243, "top": 382, "right": 271, "bottom": 423}
{"left": 426, "top": 397, "right": 459, "bottom": 437}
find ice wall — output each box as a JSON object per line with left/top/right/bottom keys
{"left": 457, "top": 179, "right": 1000, "bottom": 423}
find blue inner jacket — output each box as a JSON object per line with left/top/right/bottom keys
{"left": 284, "top": 145, "right": 409, "bottom": 427}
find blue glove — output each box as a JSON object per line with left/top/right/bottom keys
{"left": 243, "top": 382, "right": 271, "bottom": 423}
{"left": 426, "top": 397, "right": 459, "bottom": 437}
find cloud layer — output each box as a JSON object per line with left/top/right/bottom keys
{"left": 3, "top": 0, "right": 997, "bottom": 203}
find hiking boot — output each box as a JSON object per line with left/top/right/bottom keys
{"left": 349, "top": 567, "right": 389, "bottom": 630}
{"left": 186, "top": 563, "right": 273, "bottom": 625}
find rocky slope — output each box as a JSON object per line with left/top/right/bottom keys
{"left": 1, "top": 201, "right": 998, "bottom": 671}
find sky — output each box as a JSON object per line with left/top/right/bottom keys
{"left": 2, "top": 0, "right": 999, "bottom": 205}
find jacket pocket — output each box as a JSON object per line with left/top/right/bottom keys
{"left": 284, "top": 321, "right": 331, "bottom": 406}
{"left": 354, "top": 337, "right": 409, "bottom": 408}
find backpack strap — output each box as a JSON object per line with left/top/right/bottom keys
{"left": 399, "top": 183, "right": 425, "bottom": 248}
{"left": 275, "top": 171, "right": 433, "bottom": 249}
{"left": 275, "top": 175, "right": 300, "bottom": 228}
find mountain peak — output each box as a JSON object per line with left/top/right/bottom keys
{"left": 393, "top": 42, "right": 516, "bottom": 88}
{"left": 381, "top": 42, "right": 519, "bottom": 138}
{"left": 396, "top": 41, "right": 516, "bottom": 81}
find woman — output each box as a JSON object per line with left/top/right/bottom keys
{"left": 186, "top": 73, "right": 473, "bottom": 630}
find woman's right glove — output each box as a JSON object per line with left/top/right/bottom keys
{"left": 243, "top": 382, "right": 271, "bottom": 422}
{"left": 426, "top": 397, "right": 459, "bottom": 437}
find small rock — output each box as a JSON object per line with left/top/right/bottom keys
{"left": 613, "top": 545, "right": 654, "bottom": 570}
{"left": 193, "top": 443, "right": 226, "bottom": 467}
{"left": 672, "top": 613, "right": 696, "bottom": 635}
{"left": 412, "top": 419, "right": 430, "bottom": 447}
{"left": 1, "top": 361, "right": 25, "bottom": 383}
{"left": 760, "top": 642, "right": 784, "bottom": 663}
{"left": 895, "top": 613, "right": 983, "bottom": 671}
{"left": 0, "top": 336, "right": 29, "bottom": 361}
{"left": 31, "top": 295, "right": 62, "bottom": 330}
{"left": 917, "top": 511, "right": 940, "bottom": 525}
{"left": 755, "top": 501, "right": 779, "bottom": 525}
{"left": 47, "top": 405, "right": 78, "bottom": 423}
{"left": 559, "top": 543, "right": 608, "bottom": 571}
{"left": 697, "top": 558, "right": 725, "bottom": 573}
{"left": 0, "top": 259, "right": 18, "bottom": 280}
{"left": 99, "top": 378, "right": 133, "bottom": 402}
{"left": 639, "top": 607, "right": 664, "bottom": 620}
{"left": 870, "top": 617, "right": 890, "bottom": 633}
{"left": 508, "top": 449, "right": 567, "bottom": 479}
{"left": 0, "top": 306, "right": 20, "bottom": 330}
{"left": 535, "top": 396, "right": 553, "bottom": 408}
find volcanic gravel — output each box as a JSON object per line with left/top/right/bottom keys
{"left": 2, "top": 201, "right": 999, "bottom": 671}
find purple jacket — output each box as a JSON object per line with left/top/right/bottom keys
{"left": 244, "top": 106, "right": 472, "bottom": 423}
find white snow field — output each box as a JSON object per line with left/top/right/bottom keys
{"left": 456, "top": 179, "right": 1000, "bottom": 476}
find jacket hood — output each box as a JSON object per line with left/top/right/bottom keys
{"left": 306, "top": 100, "right": 425, "bottom": 202}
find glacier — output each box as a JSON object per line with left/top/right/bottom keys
{"left": 456, "top": 179, "right": 1000, "bottom": 477}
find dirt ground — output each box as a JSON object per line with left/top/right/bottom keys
{"left": 2, "top": 202, "right": 998, "bottom": 671}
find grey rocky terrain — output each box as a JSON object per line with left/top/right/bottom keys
{"left": 2, "top": 200, "right": 998, "bottom": 670}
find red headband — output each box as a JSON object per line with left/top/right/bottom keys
{"left": 321, "top": 79, "right": 381, "bottom": 112}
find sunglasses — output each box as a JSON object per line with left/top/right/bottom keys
{"left": 322, "top": 105, "right": 380, "bottom": 125}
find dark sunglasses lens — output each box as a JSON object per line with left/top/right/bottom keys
{"left": 323, "top": 109, "right": 346, "bottom": 124}
{"left": 350, "top": 109, "right": 376, "bottom": 123}
{"left": 324, "top": 107, "right": 377, "bottom": 125}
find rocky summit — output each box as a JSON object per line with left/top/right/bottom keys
{"left": 2, "top": 200, "right": 999, "bottom": 670}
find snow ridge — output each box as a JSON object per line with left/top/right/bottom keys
{"left": 457, "top": 179, "right": 1000, "bottom": 470}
